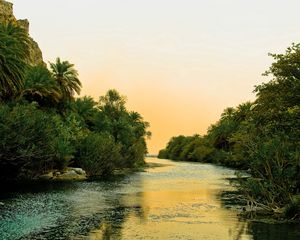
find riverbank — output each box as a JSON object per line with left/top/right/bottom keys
{"left": 38, "top": 167, "right": 87, "bottom": 181}
{"left": 0, "top": 159, "right": 160, "bottom": 189}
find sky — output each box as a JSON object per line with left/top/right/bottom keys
{"left": 11, "top": 0, "right": 300, "bottom": 153}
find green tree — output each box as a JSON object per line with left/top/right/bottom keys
{"left": 0, "top": 23, "right": 30, "bottom": 101}
{"left": 22, "top": 65, "right": 62, "bottom": 107}
{"left": 237, "top": 44, "right": 300, "bottom": 215}
{"left": 158, "top": 43, "right": 300, "bottom": 219}
{"left": 94, "top": 89, "right": 150, "bottom": 168}
{"left": 97, "top": 89, "right": 131, "bottom": 142}
{"left": 49, "top": 57, "right": 81, "bottom": 102}
{"left": 72, "top": 96, "right": 97, "bottom": 128}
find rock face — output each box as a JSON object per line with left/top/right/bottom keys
{"left": 0, "top": 0, "right": 44, "bottom": 66}
{"left": 0, "top": 0, "right": 14, "bottom": 23}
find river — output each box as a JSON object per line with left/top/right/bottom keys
{"left": 0, "top": 158, "right": 299, "bottom": 240}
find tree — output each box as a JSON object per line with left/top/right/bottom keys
{"left": 0, "top": 23, "right": 30, "bottom": 101}
{"left": 129, "top": 111, "right": 151, "bottom": 139}
{"left": 97, "top": 89, "right": 128, "bottom": 141}
{"left": 72, "top": 96, "right": 97, "bottom": 128}
{"left": 22, "top": 65, "right": 62, "bottom": 107}
{"left": 49, "top": 57, "right": 81, "bottom": 102}
{"left": 207, "top": 110, "right": 237, "bottom": 150}
{"left": 237, "top": 44, "right": 300, "bottom": 214}
{"left": 98, "top": 89, "right": 126, "bottom": 116}
{"left": 93, "top": 89, "right": 150, "bottom": 168}
{"left": 158, "top": 43, "right": 300, "bottom": 219}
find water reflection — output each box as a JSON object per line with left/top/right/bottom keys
{"left": 1, "top": 158, "right": 299, "bottom": 240}
{"left": 248, "top": 222, "right": 300, "bottom": 240}
{"left": 107, "top": 159, "right": 251, "bottom": 240}
{"left": 86, "top": 159, "right": 250, "bottom": 239}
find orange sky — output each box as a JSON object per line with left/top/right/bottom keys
{"left": 12, "top": 0, "right": 300, "bottom": 153}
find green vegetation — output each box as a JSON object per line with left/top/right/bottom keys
{"left": 1, "top": 9, "right": 299, "bottom": 221}
{"left": 0, "top": 103, "right": 74, "bottom": 181}
{"left": 0, "top": 22, "right": 150, "bottom": 180}
{"left": 158, "top": 43, "right": 300, "bottom": 220}
{"left": 76, "top": 133, "right": 121, "bottom": 177}
{"left": 0, "top": 23, "right": 29, "bottom": 101}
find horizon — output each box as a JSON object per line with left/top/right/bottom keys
{"left": 11, "top": 0, "right": 300, "bottom": 153}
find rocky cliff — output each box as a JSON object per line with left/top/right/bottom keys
{"left": 0, "top": 0, "right": 44, "bottom": 66}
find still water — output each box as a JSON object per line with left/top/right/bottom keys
{"left": 0, "top": 158, "right": 299, "bottom": 240}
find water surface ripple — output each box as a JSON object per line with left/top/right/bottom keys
{"left": 0, "top": 158, "right": 299, "bottom": 240}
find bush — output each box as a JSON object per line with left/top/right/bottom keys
{"left": 284, "top": 195, "right": 300, "bottom": 219}
{"left": 76, "top": 133, "right": 121, "bottom": 177}
{"left": 158, "top": 149, "right": 168, "bottom": 159}
{"left": 192, "top": 145, "right": 214, "bottom": 162}
{"left": 0, "top": 103, "right": 74, "bottom": 180}
{"left": 121, "top": 139, "right": 147, "bottom": 168}
{"left": 239, "top": 133, "right": 300, "bottom": 212}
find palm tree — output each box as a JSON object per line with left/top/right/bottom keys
{"left": 233, "top": 102, "right": 252, "bottom": 122}
{"left": 49, "top": 57, "right": 82, "bottom": 101}
{"left": 73, "top": 96, "right": 97, "bottom": 127}
{"left": 220, "top": 107, "right": 235, "bottom": 120}
{"left": 22, "top": 65, "right": 62, "bottom": 106}
{"left": 129, "top": 111, "right": 151, "bottom": 139}
{"left": 99, "top": 89, "right": 126, "bottom": 110}
{"left": 0, "top": 23, "right": 30, "bottom": 101}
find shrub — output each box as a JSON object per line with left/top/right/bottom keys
{"left": 0, "top": 103, "right": 74, "bottom": 180}
{"left": 158, "top": 149, "right": 168, "bottom": 159}
{"left": 284, "top": 195, "right": 300, "bottom": 219}
{"left": 238, "top": 133, "right": 300, "bottom": 212}
{"left": 76, "top": 133, "right": 121, "bottom": 177}
{"left": 121, "top": 139, "right": 147, "bottom": 168}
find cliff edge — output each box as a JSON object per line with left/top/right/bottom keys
{"left": 0, "top": 0, "right": 44, "bottom": 66}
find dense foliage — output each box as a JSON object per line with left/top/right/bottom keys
{"left": 76, "top": 133, "right": 121, "bottom": 177}
{"left": 158, "top": 103, "right": 252, "bottom": 168}
{"left": 0, "top": 23, "right": 29, "bottom": 101}
{"left": 0, "top": 103, "right": 74, "bottom": 180}
{"left": 0, "top": 22, "right": 150, "bottom": 180}
{"left": 159, "top": 43, "right": 300, "bottom": 219}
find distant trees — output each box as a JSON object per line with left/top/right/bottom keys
{"left": 158, "top": 102, "right": 252, "bottom": 168}
{"left": 159, "top": 43, "right": 300, "bottom": 219}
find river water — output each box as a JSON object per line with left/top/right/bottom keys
{"left": 0, "top": 158, "right": 299, "bottom": 240}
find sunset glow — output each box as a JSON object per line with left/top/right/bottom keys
{"left": 11, "top": 0, "right": 300, "bottom": 153}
